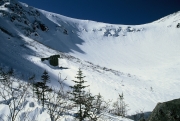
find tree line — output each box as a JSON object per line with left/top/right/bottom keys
{"left": 0, "top": 67, "right": 129, "bottom": 121}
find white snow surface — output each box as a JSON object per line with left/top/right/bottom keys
{"left": 0, "top": 0, "right": 180, "bottom": 120}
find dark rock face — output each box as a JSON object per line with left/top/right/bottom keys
{"left": 177, "top": 23, "right": 180, "bottom": 28}
{"left": 148, "top": 98, "right": 180, "bottom": 121}
{"left": 33, "top": 20, "right": 48, "bottom": 31}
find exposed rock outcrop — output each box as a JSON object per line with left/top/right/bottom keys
{"left": 148, "top": 98, "right": 180, "bottom": 121}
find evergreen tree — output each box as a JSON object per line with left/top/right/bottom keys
{"left": 83, "top": 91, "right": 94, "bottom": 119}
{"left": 83, "top": 92, "right": 109, "bottom": 121}
{"left": 41, "top": 70, "right": 51, "bottom": 108}
{"left": 41, "top": 70, "right": 50, "bottom": 84}
{"left": 34, "top": 70, "right": 51, "bottom": 108}
{"left": 112, "top": 93, "right": 128, "bottom": 117}
{"left": 69, "top": 68, "right": 89, "bottom": 121}
{"left": 33, "top": 82, "right": 42, "bottom": 102}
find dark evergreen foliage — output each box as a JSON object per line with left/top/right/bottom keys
{"left": 69, "top": 69, "right": 109, "bottom": 120}
{"left": 41, "top": 70, "right": 51, "bottom": 107}
{"left": 34, "top": 70, "right": 51, "bottom": 108}
{"left": 69, "top": 68, "right": 89, "bottom": 121}
{"left": 83, "top": 92, "right": 95, "bottom": 119}
{"left": 83, "top": 92, "right": 109, "bottom": 120}
{"left": 33, "top": 82, "right": 42, "bottom": 101}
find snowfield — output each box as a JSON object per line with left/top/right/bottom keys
{"left": 0, "top": 0, "right": 180, "bottom": 120}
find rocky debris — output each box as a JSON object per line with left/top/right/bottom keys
{"left": 0, "top": 0, "right": 9, "bottom": 6}
{"left": 56, "top": 25, "right": 68, "bottom": 35}
{"left": 0, "top": 0, "right": 71, "bottom": 38}
{"left": 148, "top": 98, "right": 180, "bottom": 121}
{"left": 127, "top": 26, "right": 135, "bottom": 32}
{"left": 33, "top": 20, "right": 48, "bottom": 31}
{"left": 0, "top": 0, "right": 48, "bottom": 37}
{"left": 63, "top": 29, "right": 68, "bottom": 35}
{"left": 177, "top": 23, "right": 180, "bottom": 28}
{"left": 104, "top": 28, "right": 121, "bottom": 37}
{"left": 103, "top": 27, "right": 144, "bottom": 37}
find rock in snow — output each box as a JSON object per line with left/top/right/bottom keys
{"left": 148, "top": 98, "right": 180, "bottom": 121}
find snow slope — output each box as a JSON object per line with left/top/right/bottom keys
{"left": 0, "top": 0, "right": 180, "bottom": 120}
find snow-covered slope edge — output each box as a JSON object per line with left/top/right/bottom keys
{"left": 0, "top": 0, "right": 180, "bottom": 120}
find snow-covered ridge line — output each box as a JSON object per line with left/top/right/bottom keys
{"left": 153, "top": 11, "right": 180, "bottom": 23}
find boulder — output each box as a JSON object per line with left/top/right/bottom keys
{"left": 148, "top": 98, "right": 180, "bottom": 121}
{"left": 177, "top": 23, "right": 180, "bottom": 28}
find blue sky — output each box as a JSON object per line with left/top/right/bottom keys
{"left": 19, "top": 0, "right": 179, "bottom": 25}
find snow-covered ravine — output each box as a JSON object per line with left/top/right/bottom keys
{"left": 40, "top": 8, "right": 180, "bottom": 114}
{"left": 0, "top": 0, "right": 180, "bottom": 120}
